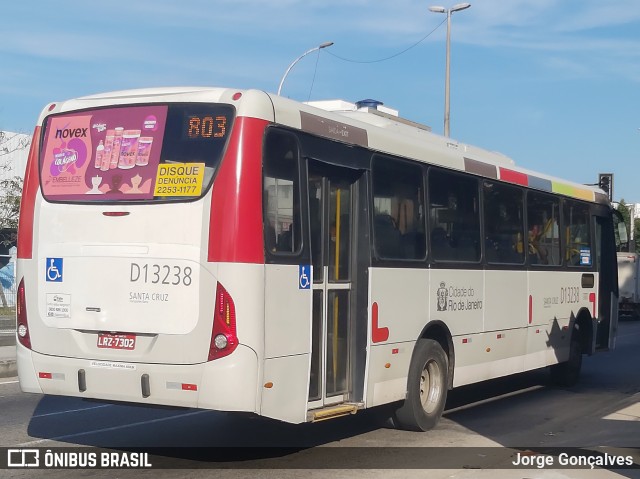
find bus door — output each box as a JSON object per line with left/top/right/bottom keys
{"left": 307, "top": 159, "right": 367, "bottom": 410}
{"left": 594, "top": 206, "right": 620, "bottom": 350}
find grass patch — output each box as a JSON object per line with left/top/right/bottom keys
{"left": 0, "top": 306, "right": 16, "bottom": 317}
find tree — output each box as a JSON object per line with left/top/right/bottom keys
{"left": 0, "top": 172, "right": 23, "bottom": 247}
{"left": 616, "top": 199, "right": 632, "bottom": 242}
{"left": 0, "top": 131, "right": 28, "bottom": 246}
{"left": 0, "top": 168, "right": 22, "bottom": 307}
{"left": 0, "top": 131, "right": 28, "bottom": 308}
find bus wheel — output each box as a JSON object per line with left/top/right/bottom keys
{"left": 394, "top": 339, "right": 448, "bottom": 431}
{"left": 550, "top": 328, "right": 582, "bottom": 386}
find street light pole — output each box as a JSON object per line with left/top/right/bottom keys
{"left": 277, "top": 41, "right": 334, "bottom": 96}
{"left": 429, "top": 3, "right": 471, "bottom": 137}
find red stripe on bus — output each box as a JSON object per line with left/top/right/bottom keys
{"left": 371, "top": 302, "right": 389, "bottom": 343}
{"left": 208, "top": 117, "right": 269, "bottom": 264}
{"left": 589, "top": 292, "right": 596, "bottom": 318}
{"left": 499, "top": 167, "right": 528, "bottom": 186}
{"left": 17, "top": 126, "right": 41, "bottom": 259}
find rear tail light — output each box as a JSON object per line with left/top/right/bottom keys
{"left": 208, "top": 282, "right": 238, "bottom": 360}
{"left": 17, "top": 278, "right": 31, "bottom": 349}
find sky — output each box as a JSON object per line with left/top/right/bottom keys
{"left": 1, "top": 0, "right": 639, "bottom": 201}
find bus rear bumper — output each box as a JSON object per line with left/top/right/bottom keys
{"left": 17, "top": 343, "right": 259, "bottom": 413}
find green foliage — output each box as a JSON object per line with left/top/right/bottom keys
{"left": 615, "top": 200, "right": 640, "bottom": 254}
{"left": 0, "top": 164, "right": 23, "bottom": 246}
{"left": 616, "top": 199, "right": 631, "bottom": 240}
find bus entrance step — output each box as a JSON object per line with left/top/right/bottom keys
{"left": 308, "top": 403, "right": 360, "bottom": 422}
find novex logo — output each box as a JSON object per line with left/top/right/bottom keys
{"left": 55, "top": 127, "right": 88, "bottom": 139}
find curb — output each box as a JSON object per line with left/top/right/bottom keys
{"left": 0, "top": 333, "right": 17, "bottom": 378}
{"left": 0, "top": 359, "right": 17, "bottom": 378}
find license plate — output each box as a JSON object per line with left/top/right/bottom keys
{"left": 97, "top": 333, "right": 136, "bottom": 350}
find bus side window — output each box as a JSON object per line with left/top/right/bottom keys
{"left": 428, "top": 169, "right": 480, "bottom": 263}
{"left": 263, "top": 130, "right": 302, "bottom": 256}
{"left": 374, "top": 213, "right": 401, "bottom": 258}
{"left": 483, "top": 181, "right": 525, "bottom": 265}
{"left": 563, "top": 200, "right": 592, "bottom": 267}
{"left": 527, "top": 192, "right": 561, "bottom": 266}
{"left": 372, "top": 155, "right": 425, "bottom": 261}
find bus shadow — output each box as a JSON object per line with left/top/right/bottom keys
{"left": 26, "top": 395, "right": 391, "bottom": 466}
{"left": 440, "top": 322, "right": 640, "bottom": 478}
{"left": 24, "top": 321, "right": 640, "bottom": 469}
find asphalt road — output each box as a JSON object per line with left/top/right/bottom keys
{"left": 0, "top": 320, "right": 639, "bottom": 479}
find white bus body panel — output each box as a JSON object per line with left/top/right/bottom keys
{"left": 26, "top": 194, "right": 216, "bottom": 362}
{"left": 18, "top": 342, "right": 259, "bottom": 411}
{"left": 617, "top": 252, "right": 640, "bottom": 313}
{"left": 366, "top": 268, "right": 429, "bottom": 407}
{"left": 366, "top": 267, "right": 594, "bottom": 403}
{"left": 261, "top": 264, "right": 312, "bottom": 423}
{"left": 17, "top": 87, "right": 283, "bottom": 417}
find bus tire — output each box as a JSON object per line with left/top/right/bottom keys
{"left": 394, "top": 339, "right": 448, "bottom": 431}
{"left": 550, "top": 328, "right": 582, "bottom": 386}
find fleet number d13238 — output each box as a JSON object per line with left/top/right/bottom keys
{"left": 130, "top": 263, "right": 193, "bottom": 286}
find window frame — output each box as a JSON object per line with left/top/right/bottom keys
{"left": 427, "top": 167, "right": 482, "bottom": 266}
{"left": 262, "top": 128, "right": 305, "bottom": 262}
{"left": 371, "top": 154, "right": 427, "bottom": 263}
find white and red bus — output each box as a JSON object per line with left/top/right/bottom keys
{"left": 16, "top": 87, "right": 621, "bottom": 431}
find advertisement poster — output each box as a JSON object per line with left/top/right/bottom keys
{"left": 41, "top": 105, "right": 168, "bottom": 201}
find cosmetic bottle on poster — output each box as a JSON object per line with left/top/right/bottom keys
{"left": 100, "top": 130, "right": 115, "bottom": 171}
{"left": 118, "top": 130, "right": 141, "bottom": 169}
{"left": 109, "top": 127, "right": 124, "bottom": 169}
{"left": 94, "top": 140, "right": 104, "bottom": 169}
{"left": 136, "top": 137, "right": 153, "bottom": 166}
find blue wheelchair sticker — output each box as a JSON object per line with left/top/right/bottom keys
{"left": 299, "top": 265, "right": 311, "bottom": 290}
{"left": 46, "top": 258, "right": 64, "bottom": 282}
{"left": 579, "top": 248, "right": 591, "bottom": 266}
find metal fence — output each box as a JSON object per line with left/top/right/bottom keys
{"left": 0, "top": 253, "right": 16, "bottom": 309}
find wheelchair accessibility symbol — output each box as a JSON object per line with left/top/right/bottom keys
{"left": 299, "top": 265, "right": 311, "bottom": 290}
{"left": 46, "top": 258, "right": 63, "bottom": 282}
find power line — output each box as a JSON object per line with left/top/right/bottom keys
{"left": 326, "top": 18, "right": 446, "bottom": 64}
{"left": 308, "top": 49, "right": 323, "bottom": 102}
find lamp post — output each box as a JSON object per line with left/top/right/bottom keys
{"left": 429, "top": 3, "right": 470, "bottom": 137}
{"left": 277, "top": 41, "right": 334, "bottom": 96}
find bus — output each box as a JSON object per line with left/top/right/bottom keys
{"left": 15, "top": 87, "right": 622, "bottom": 431}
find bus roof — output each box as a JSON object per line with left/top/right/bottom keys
{"left": 270, "top": 93, "right": 608, "bottom": 206}
{"left": 39, "top": 86, "right": 609, "bottom": 205}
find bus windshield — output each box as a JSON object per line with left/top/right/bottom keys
{"left": 39, "top": 103, "right": 235, "bottom": 203}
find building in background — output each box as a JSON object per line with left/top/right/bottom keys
{"left": 0, "top": 130, "right": 30, "bottom": 307}
{"left": 0, "top": 130, "right": 30, "bottom": 181}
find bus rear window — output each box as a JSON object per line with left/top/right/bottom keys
{"left": 39, "top": 103, "right": 235, "bottom": 202}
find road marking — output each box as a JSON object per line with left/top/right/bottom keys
{"left": 445, "top": 385, "right": 545, "bottom": 415}
{"left": 32, "top": 404, "right": 112, "bottom": 418}
{"left": 0, "top": 379, "right": 19, "bottom": 385}
{"left": 17, "top": 410, "right": 209, "bottom": 446}
{"left": 603, "top": 400, "right": 640, "bottom": 421}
